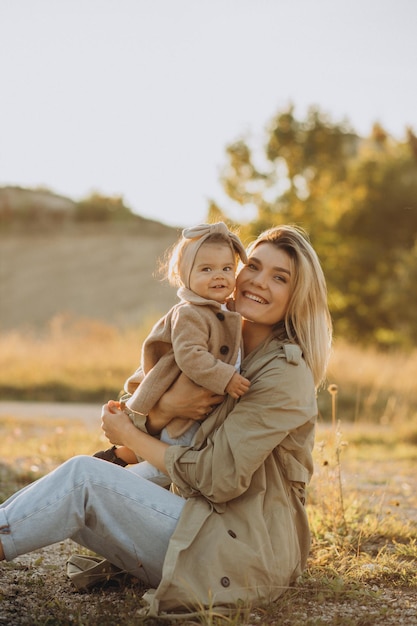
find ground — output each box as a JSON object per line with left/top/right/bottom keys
{"left": 1, "top": 405, "right": 416, "bottom": 625}
{"left": 1, "top": 540, "right": 417, "bottom": 625}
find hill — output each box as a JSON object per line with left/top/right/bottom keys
{"left": 0, "top": 187, "right": 180, "bottom": 331}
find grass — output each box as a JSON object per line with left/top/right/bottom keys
{"left": 321, "top": 340, "right": 417, "bottom": 424}
{"left": 1, "top": 317, "right": 417, "bottom": 425}
{"left": 0, "top": 321, "right": 417, "bottom": 623}
{"left": 0, "top": 415, "right": 105, "bottom": 500}
{"left": 1, "top": 411, "right": 416, "bottom": 624}
{"left": 0, "top": 314, "right": 150, "bottom": 402}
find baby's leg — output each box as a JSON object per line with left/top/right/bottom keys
{"left": 128, "top": 461, "right": 172, "bottom": 488}
{"left": 160, "top": 421, "right": 200, "bottom": 446}
{"left": 128, "top": 421, "right": 200, "bottom": 487}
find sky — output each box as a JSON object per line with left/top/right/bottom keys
{"left": 1, "top": 0, "right": 416, "bottom": 228}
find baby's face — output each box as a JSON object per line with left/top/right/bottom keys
{"left": 189, "top": 242, "right": 236, "bottom": 303}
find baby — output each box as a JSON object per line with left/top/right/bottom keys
{"left": 94, "top": 222, "right": 250, "bottom": 484}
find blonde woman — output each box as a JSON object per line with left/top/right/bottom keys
{"left": 0, "top": 225, "right": 332, "bottom": 616}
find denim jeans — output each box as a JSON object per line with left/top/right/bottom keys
{"left": 0, "top": 455, "right": 186, "bottom": 586}
{"left": 132, "top": 420, "right": 200, "bottom": 487}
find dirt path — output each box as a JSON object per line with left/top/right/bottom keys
{"left": 0, "top": 400, "right": 101, "bottom": 425}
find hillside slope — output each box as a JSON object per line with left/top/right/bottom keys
{"left": 0, "top": 221, "right": 179, "bottom": 332}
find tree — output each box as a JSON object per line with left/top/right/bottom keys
{"left": 216, "top": 105, "right": 417, "bottom": 348}
{"left": 333, "top": 141, "right": 417, "bottom": 346}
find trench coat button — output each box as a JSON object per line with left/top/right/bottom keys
{"left": 220, "top": 576, "right": 230, "bottom": 587}
{"left": 227, "top": 529, "right": 237, "bottom": 538}
{"left": 220, "top": 345, "right": 229, "bottom": 355}
{"left": 216, "top": 312, "right": 225, "bottom": 321}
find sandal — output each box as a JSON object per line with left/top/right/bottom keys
{"left": 66, "top": 554, "right": 127, "bottom": 590}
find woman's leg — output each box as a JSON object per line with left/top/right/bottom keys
{"left": 0, "top": 455, "right": 186, "bottom": 586}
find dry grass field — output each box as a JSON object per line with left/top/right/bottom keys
{"left": 0, "top": 328, "right": 416, "bottom": 624}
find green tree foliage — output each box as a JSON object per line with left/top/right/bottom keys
{"left": 217, "top": 106, "right": 417, "bottom": 348}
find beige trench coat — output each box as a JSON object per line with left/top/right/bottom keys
{"left": 139, "top": 335, "right": 318, "bottom": 615}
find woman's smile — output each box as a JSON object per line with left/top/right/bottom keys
{"left": 242, "top": 291, "right": 269, "bottom": 305}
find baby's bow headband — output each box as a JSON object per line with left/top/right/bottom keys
{"left": 179, "top": 222, "right": 248, "bottom": 288}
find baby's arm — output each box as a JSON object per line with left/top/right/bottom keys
{"left": 225, "top": 371, "right": 251, "bottom": 399}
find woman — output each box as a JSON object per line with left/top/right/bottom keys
{"left": 0, "top": 225, "right": 332, "bottom": 615}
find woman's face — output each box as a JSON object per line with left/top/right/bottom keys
{"left": 235, "top": 242, "right": 292, "bottom": 328}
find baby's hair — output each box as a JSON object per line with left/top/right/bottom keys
{"left": 157, "top": 231, "right": 241, "bottom": 288}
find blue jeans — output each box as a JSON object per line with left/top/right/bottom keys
{"left": 0, "top": 455, "right": 186, "bottom": 587}
{"left": 133, "top": 421, "right": 200, "bottom": 487}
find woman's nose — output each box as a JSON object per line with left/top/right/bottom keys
{"left": 251, "top": 272, "right": 267, "bottom": 288}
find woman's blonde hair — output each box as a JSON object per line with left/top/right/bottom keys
{"left": 247, "top": 225, "right": 332, "bottom": 388}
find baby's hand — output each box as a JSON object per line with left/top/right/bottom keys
{"left": 108, "top": 399, "right": 123, "bottom": 413}
{"left": 225, "top": 372, "right": 251, "bottom": 399}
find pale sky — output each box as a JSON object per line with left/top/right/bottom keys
{"left": 1, "top": 0, "right": 416, "bottom": 227}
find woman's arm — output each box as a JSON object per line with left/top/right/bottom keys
{"left": 101, "top": 374, "right": 225, "bottom": 465}
{"left": 101, "top": 401, "right": 170, "bottom": 473}
{"left": 146, "top": 373, "right": 225, "bottom": 434}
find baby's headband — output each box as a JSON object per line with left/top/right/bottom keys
{"left": 179, "top": 222, "right": 248, "bottom": 288}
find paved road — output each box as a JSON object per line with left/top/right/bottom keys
{"left": 0, "top": 401, "right": 101, "bottom": 427}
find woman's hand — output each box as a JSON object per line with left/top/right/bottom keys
{"left": 147, "top": 374, "right": 225, "bottom": 434}
{"left": 101, "top": 401, "right": 136, "bottom": 447}
{"left": 101, "top": 400, "right": 169, "bottom": 473}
